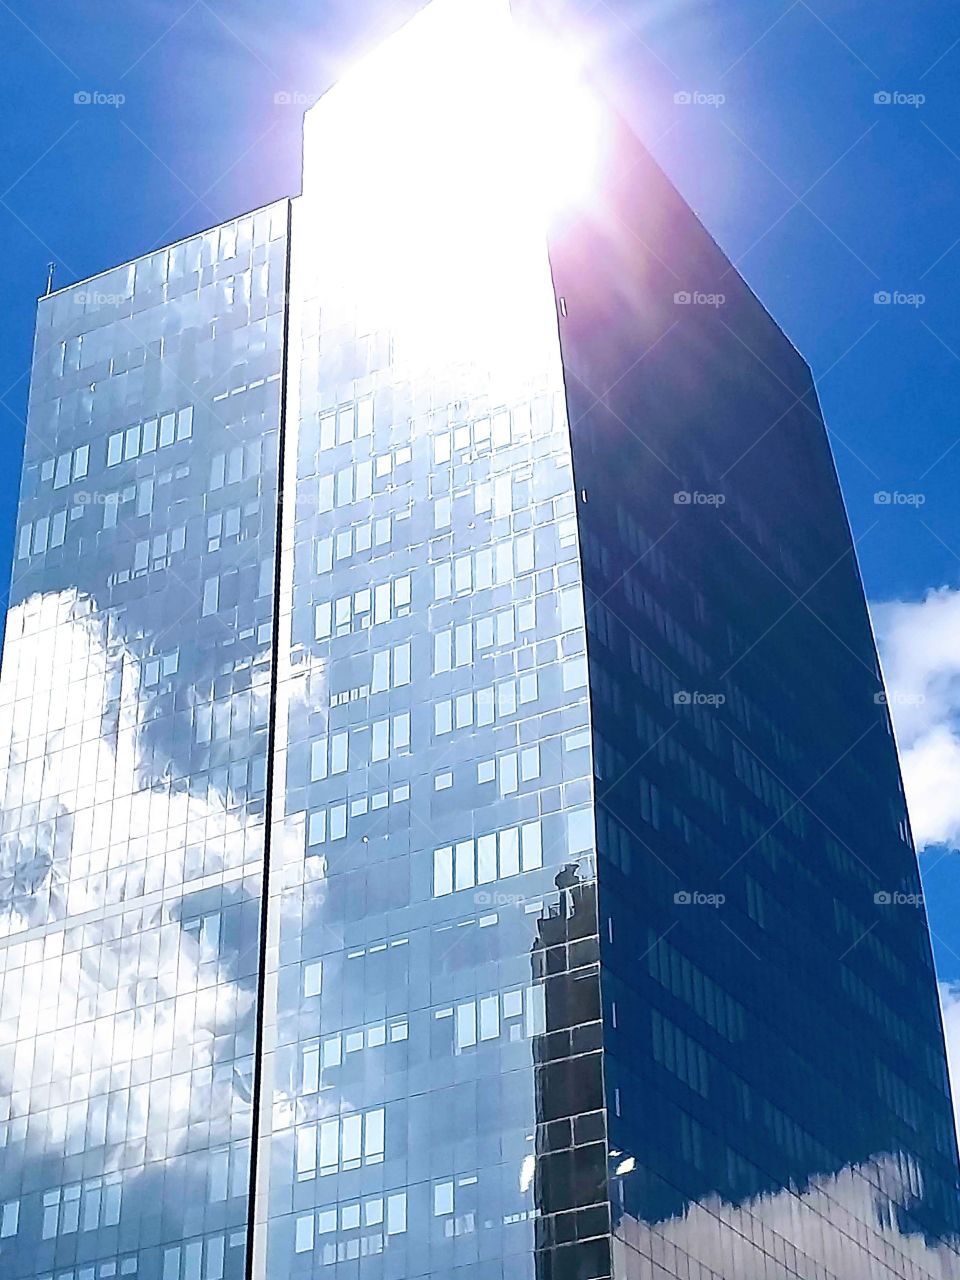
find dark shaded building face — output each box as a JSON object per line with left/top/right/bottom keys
{"left": 549, "top": 107, "right": 960, "bottom": 1277}
{"left": 1, "top": 2, "right": 957, "bottom": 1279}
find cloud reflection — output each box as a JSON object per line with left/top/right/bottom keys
{"left": 0, "top": 589, "right": 258, "bottom": 1169}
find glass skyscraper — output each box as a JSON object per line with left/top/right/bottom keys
{"left": 2, "top": 1, "right": 958, "bottom": 1278}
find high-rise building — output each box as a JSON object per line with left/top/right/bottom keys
{"left": 1, "top": 1, "right": 957, "bottom": 1278}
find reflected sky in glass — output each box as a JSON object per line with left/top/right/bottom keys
{"left": 1, "top": 1, "right": 959, "bottom": 1279}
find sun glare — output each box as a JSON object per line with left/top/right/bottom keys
{"left": 296, "top": 0, "right": 602, "bottom": 381}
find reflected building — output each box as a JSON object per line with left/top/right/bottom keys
{"left": 1, "top": 1, "right": 958, "bottom": 1279}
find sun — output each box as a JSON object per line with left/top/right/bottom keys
{"left": 293, "top": 0, "right": 604, "bottom": 382}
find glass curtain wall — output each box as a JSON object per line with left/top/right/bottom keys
{"left": 0, "top": 202, "right": 289, "bottom": 1280}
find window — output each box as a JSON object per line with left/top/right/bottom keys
{"left": 0, "top": 1201, "right": 19, "bottom": 1239}
{"left": 433, "top": 820, "right": 542, "bottom": 896}
{"left": 295, "top": 1109, "right": 386, "bottom": 1178}
{"left": 107, "top": 405, "right": 193, "bottom": 466}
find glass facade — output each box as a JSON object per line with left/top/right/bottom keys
{"left": 2, "top": 2, "right": 959, "bottom": 1280}
{"left": 0, "top": 202, "right": 290, "bottom": 1280}
{"left": 252, "top": 6, "right": 602, "bottom": 1276}
{"left": 549, "top": 107, "right": 960, "bottom": 1277}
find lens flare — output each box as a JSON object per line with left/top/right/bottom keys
{"left": 297, "top": 0, "right": 602, "bottom": 381}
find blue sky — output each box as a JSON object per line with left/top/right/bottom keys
{"left": 2, "top": 0, "right": 959, "bottom": 1011}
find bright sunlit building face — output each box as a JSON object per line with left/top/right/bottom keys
{"left": 298, "top": 0, "right": 601, "bottom": 385}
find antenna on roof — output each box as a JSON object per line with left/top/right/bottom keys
{"left": 44, "top": 262, "right": 56, "bottom": 296}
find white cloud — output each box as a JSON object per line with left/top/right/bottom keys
{"left": 0, "top": 590, "right": 256, "bottom": 1169}
{"left": 872, "top": 587, "right": 960, "bottom": 850}
{"left": 616, "top": 1150, "right": 959, "bottom": 1277}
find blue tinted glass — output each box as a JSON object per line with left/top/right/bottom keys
{"left": 0, "top": 201, "right": 289, "bottom": 1280}
{"left": 253, "top": 5, "right": 598, "bottom": 1277}
{"left": 551, "top": 106, "right": 960, "bottom": 1276}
